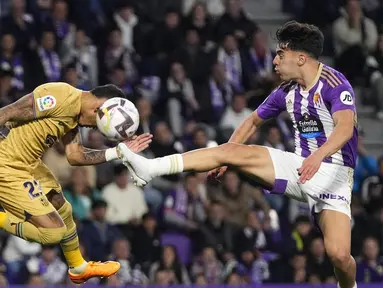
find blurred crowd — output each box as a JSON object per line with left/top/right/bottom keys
{"left": 0, "top": 0, "right": 383, "bottom": 286}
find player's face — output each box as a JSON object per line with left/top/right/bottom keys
{"left": 273, "top": 46, "right": 301, "bottom": 81}
{"left": 78, "top": 97, "right": 108, "bottom": 128}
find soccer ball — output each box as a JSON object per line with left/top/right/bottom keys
{"left": 96, "top": 97, "right": 140, "bottom": 141}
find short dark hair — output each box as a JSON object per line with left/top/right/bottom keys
{"left": 90, "top": 84, "right": 126, "bottom": 99}
{"left": 276, "top": 21, "right": 324, "bottom": 59}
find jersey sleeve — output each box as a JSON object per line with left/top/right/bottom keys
{"left": 325, "top": 84, "right": 356, "bottom": 115}
{"left": 256, "top": 88, "right": 286, "bottom": 120}
{"left": 32, "top": 83, "right": 81, "bottom": 119}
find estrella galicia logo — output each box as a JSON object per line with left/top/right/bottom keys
{"left": 45, "top": 134, "right": 57, "bottom": 147}
{"left": 297, "top": 113, "right": 324, "bottom": 139}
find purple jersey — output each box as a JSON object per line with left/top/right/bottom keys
{"left": 257, "top": 64, "right": 357, "bottom": 168}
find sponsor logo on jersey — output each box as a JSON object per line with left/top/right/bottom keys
{"left": 297, "top": 113, "right": 324, "bottom": 138}
{"left": 36, "top": 95, "right": 56, "bottom": 111}
{"left": 340, "top": 91, "right": 353, "bottom": 105}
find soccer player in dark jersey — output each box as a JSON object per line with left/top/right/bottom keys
{"left": 118, "top": 21, "right": 358, "bottom": 288}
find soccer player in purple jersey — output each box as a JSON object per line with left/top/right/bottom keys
{"left": 116, "top": 21, "right": 357, "bottom": 288}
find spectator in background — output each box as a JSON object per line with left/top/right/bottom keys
{"left": 153, "top": 8, "right": 183, "bottom": 64}
{"left": 263, "top": 126, "right": 286, "bottom": 151}
{"left": 64, "top": 167, "right": 100, "bottom": 221}
{"left": 220, "top": 93, "right": 252, "bottom": 138}
{"left": 333, "top": 0, "right": 378, "bottom": 57}
{"left": 171, "top": 28, "right": 209, "bottom": 84}
{"left": 136, "top": 97, "right": 160, "bottom": 135}
{"left": 166, "top": 62, "right": 199, "bottom": 137}
{"left": 183, "top": 2, "right": 214, "bottom": 50}
{"left": 2, "top": 235, "right": 41, "bottom": 283}
{"left": 131, "top": 213, "right": 161, "bottom": 274}
{"left": 215, "top": 0, "right": 256, "bottom": 47}
{"left": 79, "top": 200, "right": 122, "bottom": 261}
{"left": 189, "top": 126, "right": 218, "bottom": 151}
{"left": 62, "top": 64, "right": 89, "bottom": 90}
{"left": 209, "top": 170, "right": 270, "bottom": 227}
{"left": 36, "top": 246, "right": 67, "bottom": 285}
{"left": 111, "top": 239, "right": 148, "bottom": 285}
{"left": 162, "top": 172, "right": 206, "bottom": 264}
{"left": 361, "top": 156, "right": 383, "bottom": 214}
{"left": 196, "top": 62, "right": 233, "bottom": 125}
{"left": 197, "top": 201, "right": 235, "bottom": 259}
{"left": 27, "top": 29, "right": 61, "bottom": 86}
{"left": 215, "top": 34, "right": 247, "bottom": 92}
{"left": 306, "top": 237, "right": 335, "bottom": 284}
{"left": 102, "top": 164, "right": 148, "bottom": 227}
{"left": 135, "top": 64, "right": 162, "bottom": 105}
{"left": 288, "top": 215, "right": 313, "bottom": 254}
{"left": 149, "top": 245, "right": 191, "bottom": 285}
{"left": 43, "top": 142, "right": 72, "bottom": 187}
{"left": 356, "top": 237, "right": 383, "bottom": 283}
{"left": 61, "top": 29, "right": 98, "bottom": 88}
{"left": 246, "top": 28, "right": 278, "bottom": 108}
{"left": 0, "top": 0, "right": 37, "bottom": 52}
{"left": 354, "top": 127, "right": 378, "bottom": 193}
{"left": 191, "top": 246, "right": 223, "bottom": 284}
{"left": 46, "top": 0, "right": 73, "bottom": 48}
{"left": 0, "top": 65, "right": 15, "bottom": 105}
{"left": 0, "top": 33, "right": 24, "bottom": 93}
{"left": 183, "top": 0, "right": 225, "bottom": 18}
{"left": 113, "top": 2, "right": 138, "bottom": 52}
{"left": 283, "top": 252, "right": 308, "bottom": 283}
{"left": 103, "top": 27, "right": 137, "bottom": 85}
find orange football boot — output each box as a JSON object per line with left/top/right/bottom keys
{"left": 68, "top": 261, "right": 120, "bottom": 284}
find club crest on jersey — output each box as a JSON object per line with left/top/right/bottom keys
{"left": 297, "top": 113, "right": 324, "bottom": 139}
{"left": 313, "top": 92, "right": 322, "bottom": 108}
{"left": 36, "top": 95, "right": 56, "bottom": 111}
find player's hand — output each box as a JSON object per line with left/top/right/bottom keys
{"left": 207, "top": 166, "right": 228, "bottom": 182}
{"left": 122, "top": 133, "right": 153, "bottom": 153}
{"left": 297, "top": 152, "right": 324, "bottom": 184}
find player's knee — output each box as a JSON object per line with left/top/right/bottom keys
{"left": 38, "top": 225, "right": 67, "bottom": 245}
{"left": 325, "top": 242, "right": 350, "bottom": 268}
{"left": 46, "top": 190, "right": 66, "bottom": 210}
{"left": 218, "top": 143, "right": 240, "bottom": 161}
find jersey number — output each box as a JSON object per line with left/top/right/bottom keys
{"left": 24, "top": 181, "right": 42, "bottom": 199}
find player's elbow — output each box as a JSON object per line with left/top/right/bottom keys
{"left": 66, "top": 154, "right": 81, "bottom": 166}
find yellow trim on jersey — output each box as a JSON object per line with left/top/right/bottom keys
{"left": 303, "top": 63, "right": 323, "bottom": 91}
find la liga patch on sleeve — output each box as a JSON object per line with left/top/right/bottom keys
{"left": 36, "top": 95, "right": 57, "bottom": 111}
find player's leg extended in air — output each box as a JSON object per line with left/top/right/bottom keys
{"left": 118, "top": 21, "right": 357, "bottom": 288}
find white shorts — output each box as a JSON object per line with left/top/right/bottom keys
{"left": 265, "top": 147, "right": 353, "bottom": 219}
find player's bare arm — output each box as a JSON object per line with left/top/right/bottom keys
{"left": 229, "top": 110, "right": 264, "bottom": 143}
{"left": 63, "top": 128, "right": 153, "bottom": 166}
{"left": 0, "top": 94, "right": 35, "bottom": 126}
{"left": 298, "top": 110, "right": 355, "bottom": 183}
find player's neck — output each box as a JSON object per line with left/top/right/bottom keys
{"left": 298, "top": 61, "right": 322, "bottom": 92}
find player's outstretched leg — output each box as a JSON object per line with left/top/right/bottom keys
{"left": 318, "top": 210, "right": 357, "bottom": 288}
{"left": 117, "top": 142, "right": 275, "bottom": 187}
{"left": 46, "top": 191, "right": 120, "bottom": 284}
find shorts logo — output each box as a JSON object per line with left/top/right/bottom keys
{"left": 340, "top": 91, "right": 353, "bottom": 105}
{"left": 319, "top": 193, "right": 349, "bottom": 204}
{"left": 36, "top": 95, "right": 56, "bottom": 111}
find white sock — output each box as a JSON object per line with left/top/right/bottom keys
{"left": 69, "top": 261, "right": 88, "bottom": 274}
{"left": 150, "top": 154, "right": 184, "bottom": 177}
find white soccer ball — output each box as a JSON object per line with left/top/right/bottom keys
{"left": 96, "top": 97, "right": 139, "bottom": 141}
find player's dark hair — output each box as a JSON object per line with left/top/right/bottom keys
{"left": 91, "top": 84, "right": 126, "bottom": 99}
{"left": 276, "top": 21, "right": 324, "bottom": 59}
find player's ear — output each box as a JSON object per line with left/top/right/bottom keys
{"left": 297, "top": 53, "right": 306, "bottom": 66}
